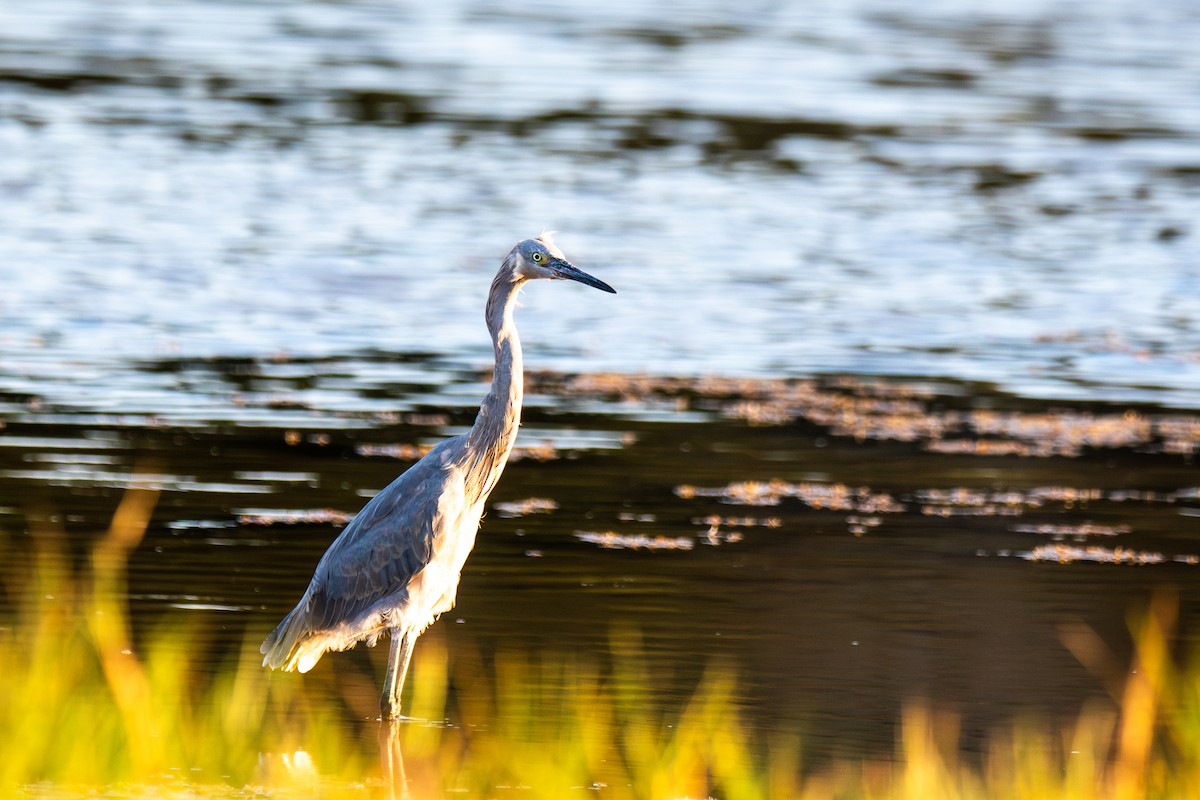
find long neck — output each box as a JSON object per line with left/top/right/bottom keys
{"left": 464, "top": 267, "right": 524, "bottom": 497}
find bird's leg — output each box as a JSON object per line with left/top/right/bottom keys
{"left": 381, "top": 628, "right": 415, "bottom": 719}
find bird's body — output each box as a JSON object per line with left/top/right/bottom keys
{"left": 261, "top": 235, "right": 614, "bottom": 718}
{"left": 260, "top": 435, "right": 488, "bottom": 675}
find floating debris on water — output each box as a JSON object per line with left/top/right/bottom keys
{"left": 678, "top": 479, "right": 1194, "bottom": 520}
{"left": 507, "top": 443, "right": 561, "bottom": 462}
{"left": 168, "top": 602, "right": 249, "bottom": 612}
{"left": 355, "top": 443, "right": 432, "bottom": 460}
{"left": 1011, "top": 523, "right": 1130, "bottom": 540}
{"left": 1027, "top": 486, "right": 1105, "bottom": 504}
{"left": 700, "top": 525, "right": 744, "bottom": 546}
{"left": 167, "top": 519, "right": 237, "bottom": 531}
{"left": 922, "top": 504, "right": 1024, "bottom": 518}
{"left": 493, "top": 498, "right": 560, "bottom": 518}
{"left": 526, "top": 372, "right": 1200, "bottom": 459}
{"left": 1109, "top": 488, "right": 1197, "bottom": 503}
{"left": 575, "top": 531, "right": 695, "bottom": 551}
{"left": 691, "top": 514, "right": 782, "bottom": 528}
{"left": 236, "top": 508, "right": 353, "bottom": 526}
{"left": 233, "top": 470, "right": 319, "bottom": 483}
{"left": 203, "top": 537, "right": 270, "bottom": 547}
{"left": 1022, "top": 544, "right": 1168, "bottom": 566}
{"left": 926, "top": 440, "right": 1041, "bottom": 457}
{"left": 672, "top": 476, "right": 1199, "bottom": 563}
{"left": 921, "top": 486, "right": 1111, "bottom": 507}
{"left": 356, "top": 441, "right": 559, "bottom": 461}
{"left": 915, "top": 486, "right": 1112, "bottom": 516}
{"left": 676, "top": 479, "right": 904, "bottom": 513}
{"left": 964, "top": 409, "right": 1151, "bottom": 454}
{"left": 370, "top": 412, "right": 451, "bottom": 427}
{"left": 915, "top": 488, "right": 1010, "bottom": 507}
{"left": 846, "top": 515, "right": 883, "bottom": 536}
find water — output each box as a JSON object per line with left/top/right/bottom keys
{"left": 1, "top": 0, "right": 1199, "bottom": 769}
{"left": 3, "top": 368, "right": 1197, "bottom": 761}
{"left": 3, "top": 0, "right": 1200, "bottom": 407}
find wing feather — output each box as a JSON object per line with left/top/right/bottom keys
{"left": 261, "top": 438, "right": 462, "bottom": 669}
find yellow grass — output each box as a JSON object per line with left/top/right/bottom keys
{"left": 2, "top": 490, "right": 1198, "bottom": 798}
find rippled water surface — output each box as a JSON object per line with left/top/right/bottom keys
{"left": 1, "top": 0, "right": 1199, "bottom": 769}
{"left": 3, "top": 0, "right": 1200, "bottom": 404}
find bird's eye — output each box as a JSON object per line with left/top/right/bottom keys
{"left": 532, "top": 252, "right": 544, "bottom": 263}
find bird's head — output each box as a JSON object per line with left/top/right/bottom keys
{"left": 509, "top": 235, "right": 616, "bottom": 293}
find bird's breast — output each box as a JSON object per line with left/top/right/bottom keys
{"left": 401, "top": 467, "right": 487, "bottom": 621}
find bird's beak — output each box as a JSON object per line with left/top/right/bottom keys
{"left": 548, "top": 258, "right": 616, "bottom": 293}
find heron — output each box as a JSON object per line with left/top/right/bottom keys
{"left": 260, "top": 235, "right": 615, "bottom": 719}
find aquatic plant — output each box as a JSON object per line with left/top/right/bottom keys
{"left": 1, "top": 492, "right": 1198, "bottom": 798}
{"left": 0, "top": 491, "right": 369, "bottom": 792}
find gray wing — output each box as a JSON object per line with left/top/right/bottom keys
{"left": 261, "top": 437, "right": 461, "bottom": 666}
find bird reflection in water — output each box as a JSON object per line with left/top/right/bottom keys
{"left": 380, "top": 722, "right": 408, "bottom": 800}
